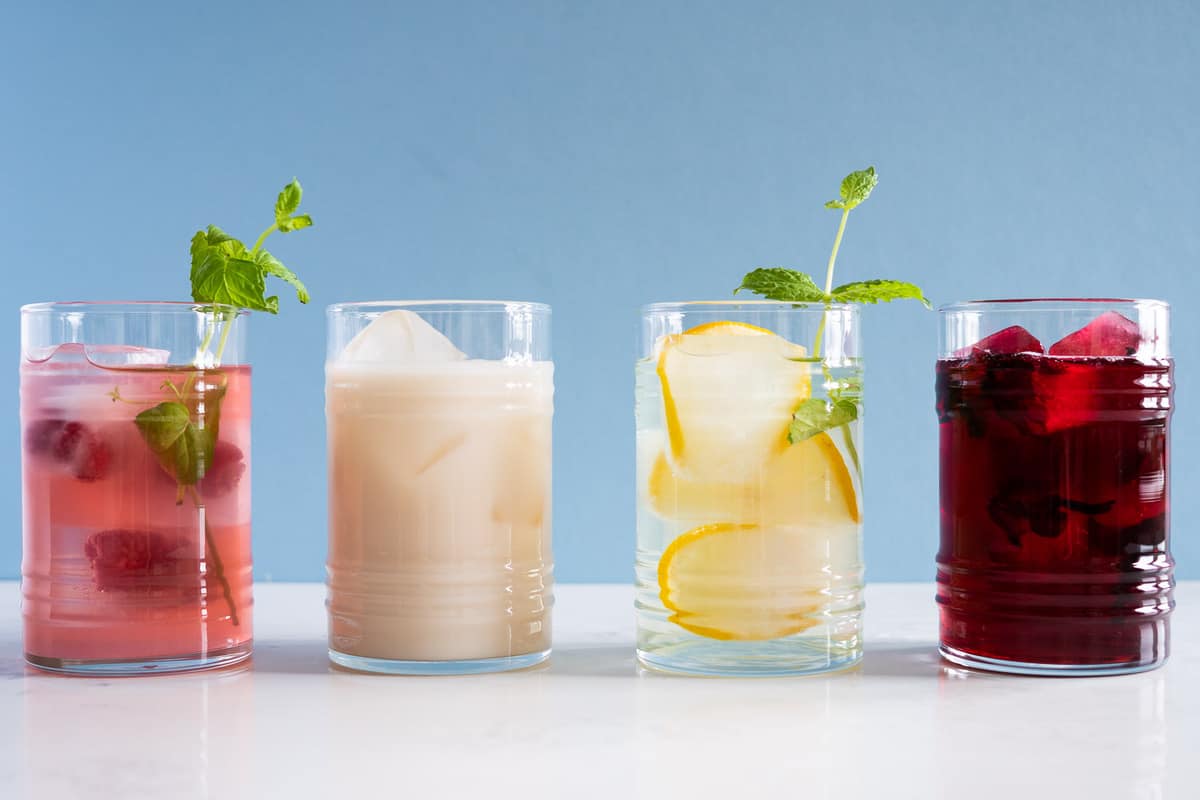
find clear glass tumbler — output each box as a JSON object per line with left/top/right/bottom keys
{"left": 326, "top": 300, "right": 554, "bottom": 674}
{"left": 20, "top": 301, "right": 253, "bottom": 674}
{"left": 635, "top": 301, "right": 864, "bottom": 676}
{"left": 937, "top": 299, "right": 1173, "bottom": 675}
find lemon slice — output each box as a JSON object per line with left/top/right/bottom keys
{"left": 658, "top": 523, "right": 829, "bottom": 641}
{"left": 647, "top": 429, "right": 861, "bottom": 524}
{"left": 657, "top": 321, "right": 810, "bottom": 481}
{"left": 653, "top": 429, "right": 861, "bottom": 641}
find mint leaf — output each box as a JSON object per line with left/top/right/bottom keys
{"left": 275, "top": 179, "right": 302, "bottom": 223}
{"left": 736, "top": 268, "right": 827, "bottom": 302}
{"left": 203, "top": 225, "right": 244, "bottom": 252}
{"left": 190, "top": 226, "right": 248, "bottom": 283}
{"left": 833, "top": 279, "right": 929, "bottom": 307}
{"left": 832, "top": 279, "right": 930, "bottom": 308}
{"left": 276, "top": 213, "right": 312, "bottom": 233}
{"left": 190, "top": 230, "right": 209, "bottom": 265}
{"left": 825, "top": 166, "right": 877, "bottom": 211}
{"left": 191, "top": 227, "right": 246, "bottom": 287}
{"left": 134, "top": 401, "right": 214, "bottom": 486}
{"left": 255, "top": 250, "right": 310, "bottom": 304}
{"left": 192, "top": 252, "right": 277, "bottom": 312}
{"left": 788, "top": 397, "right": 859, "bottom": 444}
{"left": 273, "top": 180, "right": 312, "bottom": 233}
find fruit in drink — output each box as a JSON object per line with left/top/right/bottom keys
{"left": 648, "top": 324, "right": 859, "bottom": 642}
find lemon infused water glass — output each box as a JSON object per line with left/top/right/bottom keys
{"left": 635, "top": 301, "right": 864, "bottom": 676}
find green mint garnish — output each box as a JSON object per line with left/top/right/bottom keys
{"left": 190, "top": 178, "right": 312, "bottom": 313}
{"left": 127, "top": 178, "right": 314, "bottom": 627}
{"left": 178, "top": 177, "right": 313, "bottom": 481}
{"left": 733, "top": 167, "right": 926, "bottom": 462}
{"left": 737, "top": 269, "right": 929, "bottom": 307}
{"left": 824, "top": 166, "right": 878, "bottom": 212}
{"left": 134, "top": 401, "right": 216, "bottom": 489}
{"left": 736, "top": 268, "right": 827, "bottom": 303}
{"left": 831, "top": 279, "right": 930, "bottom": 307}
{"left": 190, "top": 233, "right": 278, "bottom": 314}
{"left": 734, "top": 167, "right": 929, "bottom": 308}
{"left": 789, "top": 398, "right": 858, "bottom": 444}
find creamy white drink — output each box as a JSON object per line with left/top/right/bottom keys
{"left": 326, "top": 310, "right": 553, "bottom": 668}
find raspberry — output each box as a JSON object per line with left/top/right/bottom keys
{"left": 26, "top": 419, "right": 111, "bottom": 481}
{"left": 84, "top": 529, "right": 189, "bottom": 591}
{"left": 52, "top": 421, "right": 111, "bottom": 481}
{"left": 24, "top": 419, "right": 66, "bottom": 456}
{"left": 200, "top": 440, "right": 246, "bottom": 498}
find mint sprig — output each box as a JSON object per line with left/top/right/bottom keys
{"left": 734, "top": 167, "right": 927, "bottom": 457}
{"left": 127, "top": 178, "right": 315, "bottom": 627}
{"left": 176, "top": 177, "right": 314, "bottom": 471}
{"left": 734, "top": 167, "right": 929, "bottom": 308}
{"left": 190, "top": 178, "right": 312, "bottom": 313}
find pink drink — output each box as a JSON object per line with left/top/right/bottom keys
{"left": 21, "top": 344, "right": 252, "bottom": 672}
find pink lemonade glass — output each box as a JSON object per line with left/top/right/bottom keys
{"left": 937, "top": 299, "right": 1172, "bottom": 675}
{"left": 20, "top": 302, "right": 253, "bottom": 674}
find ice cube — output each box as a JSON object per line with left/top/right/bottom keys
{"left": 88, "top": 344, "right": 173, "bottom": 367}
{"left": 961, "top": 325, "right": 1044, "bottom": 356}
{"left": 1048, "top": 311, "right": 1140, "bottom": 357}
{"left": 25, "top": 342, "right": 172, "bottom": 366}
{"left": 339, "top": 310, "right": 467, "bottom": 363}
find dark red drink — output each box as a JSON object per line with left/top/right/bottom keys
{"left": 936, "top": 304, "right": 1173, "bottom": 675}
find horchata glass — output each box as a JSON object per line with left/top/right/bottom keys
{"left": 20, "top": 301, "right": 253, "bottom": 675}
{"left": 937, "top": 299, "right": 1173, "bottom": 675}
{"left": 326, "top": 301, "right": 554, "bottom": 674}
{"left": 635, "top": 301, "right": 864, "bottom": 676}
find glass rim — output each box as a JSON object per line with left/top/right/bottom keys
{"left": 939, "top": 297, "right": 1169, "bottom": 313}
{"left": 641, "top": 300, "right": 858, "bottom": 314}
{"left": 327, "top": 299, "right": 550, "bottom": 314}
{"left": 21, "top": 300, "right": 249, "bottom": 316}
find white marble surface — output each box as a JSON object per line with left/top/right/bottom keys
{"left": 1, "top": 581, "right": 1195, "bottom": 799}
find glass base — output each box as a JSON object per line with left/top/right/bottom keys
{"left": 939, "top": 644, "right": 1166, "bottom": 677}
{"left": 329, "top": 648, "right": 551, "bottom": 675}
{"left": 25, "top": 643, "right": 252, "bottom": 676}
{"left": 637, "top": 640, "right": 862, "bottom": 677}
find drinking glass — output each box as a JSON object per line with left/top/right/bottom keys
{"left": 936, "top": 299, "right": 1173, "bottom": 675}
{"left": 20, "top": 301, "right": 253, "bottom": 674}
{"left": 635, "top": 301, "right": 864, "bottom": 676}
{"left": 326, "top": 300, "right": 554, "bottom": 674}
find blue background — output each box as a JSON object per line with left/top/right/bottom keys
{"left": 2, "top": 1, "right": 1197, "bottom": 582}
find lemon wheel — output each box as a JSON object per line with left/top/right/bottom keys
{"left": 658, "top": 522, "right": 825, "bottom": 641}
